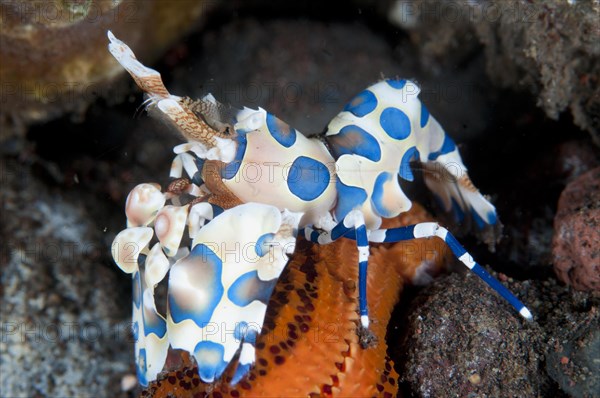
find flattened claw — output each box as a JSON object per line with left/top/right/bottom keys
{"left": 167, "top": 203, "right": 300, "bottom": 384}
{"left": 154, "top": 205, "right": 189, "bottom": 257}
{"left": 187, "top": 202, "right": 217, "bottom": 239}
{"left": 132, "top": 269, "right": 169, "bottom": 386}
{"left": 145, "top": 243, "right": 171, "bottom": 287}
{"left": 111, "top": 227, "right": 153, "bottom": 273}
{"left": 193, "top": 341, "right": 230, "bottom": 383}
{"left": 231, "top": 342, "right": 256, "bottom": 385}
{"left": 125, "top": 183, "right": 166, "bottom": 227}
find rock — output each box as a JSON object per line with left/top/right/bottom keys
{"left": 0, "top": 159, "right": 131, "bottom": 397}
{"left": 0, "top": 0, "right": 216, "bottom": 141}
{"left": 552, "top": 167, "right": 600, "bottom": 292}
{"left": 398, "top": 269, "right": 600, "bottom": 397}
{"left": 387, "top": 0, "right": 600, "bottom": 146}
{"left": 399, "top": 271, "right": 544, "bottom": 397}
{"left": 523, "top": 278, "right": 600, "bottom": 398}
{"left": 546, "top": 320, "right": 600, "bottom": 398}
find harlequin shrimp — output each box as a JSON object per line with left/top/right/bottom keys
{"left": 107, "top": 31, "right": 532, "bottom": 387}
